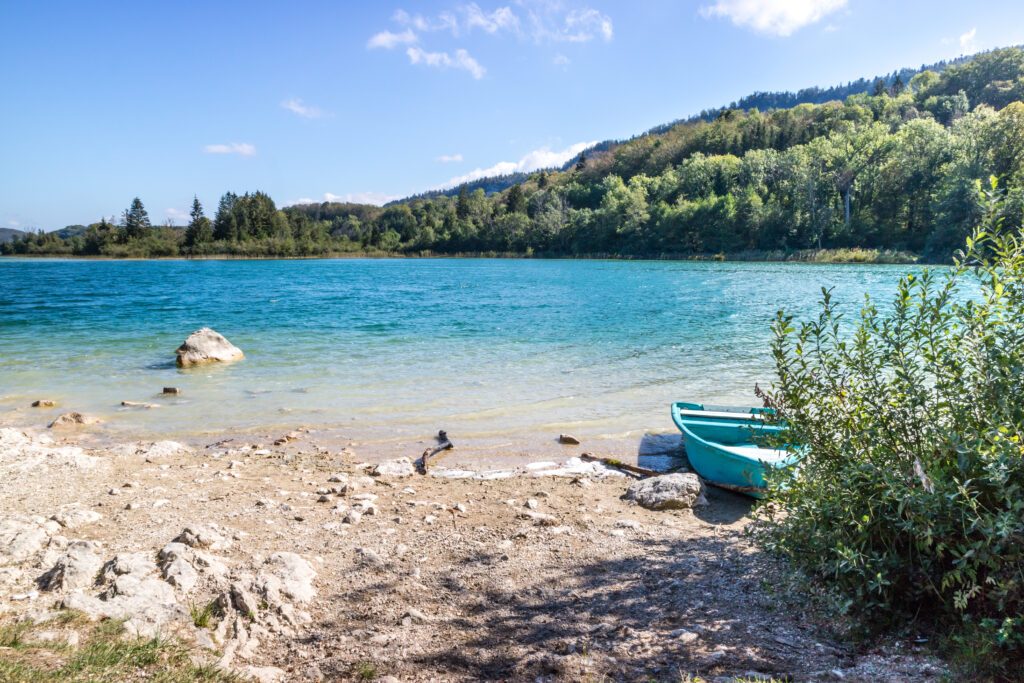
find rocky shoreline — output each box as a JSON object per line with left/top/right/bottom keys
{"left": 0, "top": 426, "right": 946, "bottom": 682}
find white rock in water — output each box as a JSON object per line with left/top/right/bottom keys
{"left": 625, "top": 473, "right": 707, "bottom": 510}
{"left": 48, "top": 412, "right": 99, "bottom": 428}
{"left": 175, "top": 328, "right": 244, "bottom": 368}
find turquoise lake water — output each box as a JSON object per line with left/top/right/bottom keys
{"left": 0, "top": 258, "right": 921, "bottom": 463}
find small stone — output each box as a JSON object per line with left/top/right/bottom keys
{"left": 525, "top": 498, "right": 539, "bottom": 510}
{"left": 558, "top": 434, "right": 581, "bottom": 445}
{"left": 31, "top": 400, "right": 57, "bottom": 408}
{"left": 372, "top": 458, "right": 415, "bottom": 477}
{"left": 239, "top": 665, "right": 287, "bottom": 683}
{"left": 453, "top": 503, "right": 468, "bottom": 513}
{"left": 357, "top": 548, "right": 385, "bottom": 567}
{"left": 317, "top": 494, "right": 330, "bottom": 503}
{"left": 615, "top": 519, "right": 642, "bottom": 530}
{"left": 52, "top": 508, "right": 102, "bottom": 529}
{"left": 519, "top": 511, "right": 558, "bottom": 526}
{"left": 343, "top": 509, "right": 362, "bottom": 525}
{"left": 669, "top": 628, "right": 699, "bottom": 644}
{"left": 107, "top": 488, "right": 120, "bottom": 496}
{"left": 423, "top": 515, "right": 437, "bottom": 525}
{"left": 402, "top": 608, "right": 430, "bottom": 625}
{"left": 162, "top": 387, "right": 181, "bottom": 395}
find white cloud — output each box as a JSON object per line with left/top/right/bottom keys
{"left": 442, "top": 140, "right": 595, "bottom": 187}
{"left": 699, "top": 0, "right": 847, "bottom": 37}
{"left": 553, "top": 53, "right": 570, "bottom": 66}
{"left": 165, "top": 208, "right": 189, "bottom": 225}
{"left": 203, "top": 143, "right": 256, "bottom": 156}
{"left": 393, "top": 8, "right": 459, "bottom": 34}
{"left": 287, "top": 192, "right": 401, "bottom": 207}
{"left": 406, "top": 46, "right": 486, "bottom": 79}
{"left": 7, "top": 219, "right": 21, "bottom": 227}
{"left": 437, "top": 153, "right": 464, "bottom": 163}
{"left": 367, "top": 28, "right": 418, "bottom": 49}
{"left": 382, "top": 3, "right": 612, "bottom": 43}
{"left": 960, "top": 27, "right": 977, "bottom": 52}
{"left": 464, "top": 3, "right": 520, "bottom": 34}
{"left": 562, "top": 8, "right": 613, "bottom": 42}
{"left": 281, "top": 98, "right": 326, "bottom": 119}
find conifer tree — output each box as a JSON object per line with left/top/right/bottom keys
{"left": 185, "top": 196, "right": 213, "bottom": 247}
{"left": 122, "top": 197, "right": 150, "bottom": 239}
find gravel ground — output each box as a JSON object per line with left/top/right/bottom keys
{"left": 0, "top": 425, "right": 947, "bottom": 682}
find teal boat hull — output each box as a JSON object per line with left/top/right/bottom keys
{"left": 671, "top": 401, "right": 794, "bottom": 498}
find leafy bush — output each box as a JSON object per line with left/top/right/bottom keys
{"left": 755, "top": 180, "right": 1024, "bottom": 668}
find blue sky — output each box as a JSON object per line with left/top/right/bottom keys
{"left": 3, "top": 0, "right": 1024, "bottom": 230}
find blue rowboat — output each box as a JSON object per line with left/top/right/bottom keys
{"left": 671, "top": 401, "right": 796, "bottom": 498}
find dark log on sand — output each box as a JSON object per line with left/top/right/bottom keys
{"left": 417, "top": 430, "right": 454, "bottom": 474}
{"left": 580, "top": 453, "right": 663, "bottom": 478}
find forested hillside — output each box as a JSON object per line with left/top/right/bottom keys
{"left": 6, "top": 47, "right": 1024, "bottom": 260}
{"left": 0, "top": 228, "right": 28, "bottom": 244}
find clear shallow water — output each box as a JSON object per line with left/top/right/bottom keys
{"left": 0, "top": 258, "right": 920, "bottom": 462}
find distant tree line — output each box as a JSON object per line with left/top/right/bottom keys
{"left": 5, "top": 48, "right": 1024, "bottom": 260}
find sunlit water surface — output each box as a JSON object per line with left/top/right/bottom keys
{"left": 0, "top": 258, "right": 924, "bottom": 465}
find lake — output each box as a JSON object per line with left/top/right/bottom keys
{"left": 0, "top": 258, "right": 920, "bottom": 464}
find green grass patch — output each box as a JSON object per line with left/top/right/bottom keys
{"left": 0, "top": 613, "right": 240, "bottom": 683}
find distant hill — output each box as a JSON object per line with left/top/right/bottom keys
{"left": 51, "top": 225, "right": 89, "bottom": 239}
{"left": 0, "top": 228, "right": 27, "bottom": 243}
{"left": 393, "top": 172, "right": 534, "bottom": 204}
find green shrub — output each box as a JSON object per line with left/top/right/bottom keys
{"left": 755, "top": 179, "right": 1024, "bottom": 670}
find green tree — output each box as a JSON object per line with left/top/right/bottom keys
{"left": 455, "top": 186, "right": 470, "bottom": 219}
{"left": 213, "top": 192, "right": 239, "bottom": 241}
{"left": 505, "top": 184, "right": 527, "bottom": 214}
{"left": 122, "top": 197, "right": 151, "bottom": 239}
{"left": 185, "top": 196, "right": 213, "bottom": 247}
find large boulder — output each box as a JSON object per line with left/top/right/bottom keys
{"left": 625, "top": 473, "right": 707, "bottom": 510}
{"left": 39, "top": 541, "right": 104, "bottom": 591}
{"left": 175, "top": 328, "right": 244, "bottom": 368}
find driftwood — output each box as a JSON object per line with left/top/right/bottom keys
{"left": 417, "top": 430, "right": 454, "bottom": 474}
{"left": 580, "top": 453, "right": 663, "bottom": 478}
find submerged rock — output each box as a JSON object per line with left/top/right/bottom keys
{"left": 120, "top": 401, "right": 160, "bottom": 409}
{"left": 175, "top": 328, "right": 244, "bottom": 368}
{"left": 48, "top": 412, "right": 98, "bottom": 428}
{"left": 625, "top": 473, "right": 707, "bottom": 510}
{"left": 31, "top": 399, "right": 56, "bottom": 408}
{"left": 558, "top": 434, "right": 581, "bottom": 445}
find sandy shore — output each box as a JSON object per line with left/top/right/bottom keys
{"left": 0, "top": 424, "right": 946, "bottom": 682}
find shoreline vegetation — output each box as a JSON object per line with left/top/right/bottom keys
{"left": 5, "top": 47, "right": 1024, "bottom": 264}
{"left": 1, "top": 247, "right": 924, "bottom": 264}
